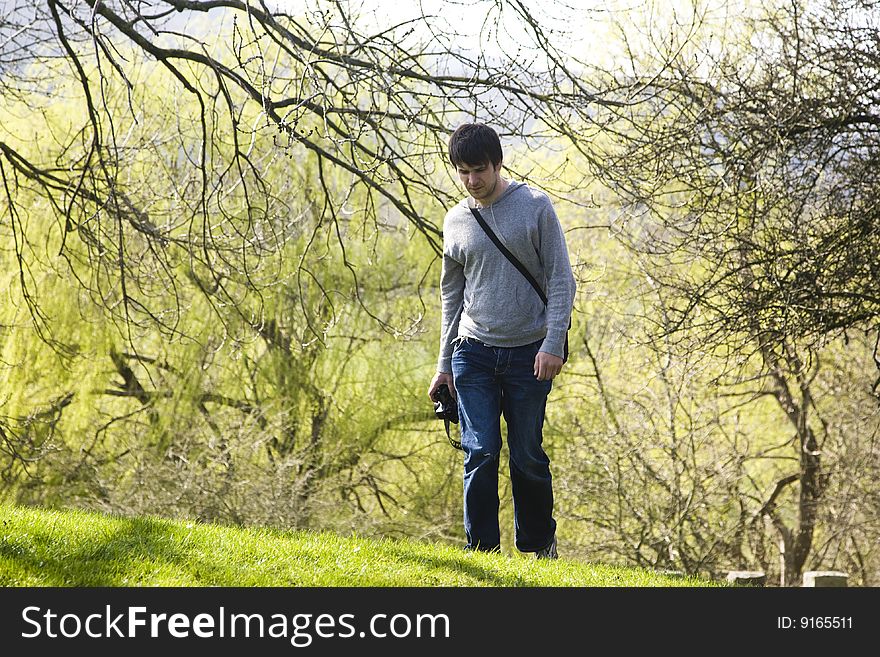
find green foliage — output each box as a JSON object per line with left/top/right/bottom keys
{"left": 0, "top": 42, "right": 451, "bottom": 537}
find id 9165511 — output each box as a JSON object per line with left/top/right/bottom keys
{"left": 777, "top": 616, "right": 853, "bottom": 630}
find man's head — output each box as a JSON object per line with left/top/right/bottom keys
{"left": 448, "top": 123, "right": 505, "bottom": 205}
{"left": 448, "top": 123, "right": 503, "bottom": 169}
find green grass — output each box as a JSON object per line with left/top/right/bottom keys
{"left": 0, "top": 504, "right": 721, "bottom": 587}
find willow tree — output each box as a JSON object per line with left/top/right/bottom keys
{"left": 0, "top": 0, "right": 619, "bottom": 336}
{"left": 0, "top": 0, "right": 620, "bottom": 527}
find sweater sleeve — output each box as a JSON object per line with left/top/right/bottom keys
{"left": 436, "top": 252, "right": 465, "bottom": 373}
{"left": 537, "top": 203, "right": 576, "bottom": 359}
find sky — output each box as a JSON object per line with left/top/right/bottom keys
{"left": 260, "top": 0, "right": 761, "bottom": 72}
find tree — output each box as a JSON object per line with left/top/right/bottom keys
{"left": 577, "top": 0, "right": 880, "bottom": 583}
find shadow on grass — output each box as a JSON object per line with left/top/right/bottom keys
{"left": 0, "top": 515, "right": 201, "bottom": 586}
{"left": 378, "top": 542, "right": 543, "bottom": 587}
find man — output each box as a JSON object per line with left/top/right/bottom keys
{"left": 428, "top": 123, "right": 576, "bottom": 559}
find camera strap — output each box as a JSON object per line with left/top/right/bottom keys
{"left": 469, "top": 206, "right": 570, "bottom": 362}
{"left": 445, "top": 420, "right": 462, "bottom": 450}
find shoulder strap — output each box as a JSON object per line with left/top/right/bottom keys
{"left": 469, "top": 207, "right": 547, "bottom": 305}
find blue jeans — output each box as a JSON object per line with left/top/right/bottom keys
{"left": 451, "top": 337, "right": 556, "bottom": 553}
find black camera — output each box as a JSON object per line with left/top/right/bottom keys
{"left": 433, "top": 384, "right": 458, "bottom": 424}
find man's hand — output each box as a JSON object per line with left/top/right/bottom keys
{"left": 534, "top": 351, "right": 564, "bottom": 381}
{"left": 428, "top": 371, "right": 456, "bottom": 401}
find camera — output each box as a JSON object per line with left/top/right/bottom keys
{"left": 433, "top": 384, "right": 458, "bottom": 424}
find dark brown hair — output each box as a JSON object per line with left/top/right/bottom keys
{"left": 447, "top": 123, "right": 503, "bottom": 168}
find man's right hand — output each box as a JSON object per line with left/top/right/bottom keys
{"left": 428, "top": 371, "right": 456, "bottom": 402}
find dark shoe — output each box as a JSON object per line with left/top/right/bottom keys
{"left": 535, "top": 535, "right": 558, "bottom": 560}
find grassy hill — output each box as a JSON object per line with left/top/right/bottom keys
{"left": 0, "top": 504, "right": 721, "bottom": 586}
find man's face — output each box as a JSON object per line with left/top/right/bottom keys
{"left": 456, "top": 160, "right": 500, "bottom": 201}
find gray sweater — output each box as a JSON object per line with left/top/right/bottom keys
{"left": 437, "top": 180, "right": 576, "bottom": 373}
